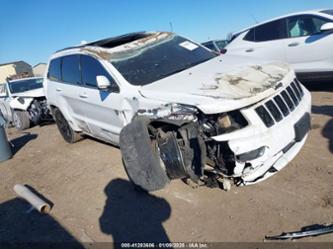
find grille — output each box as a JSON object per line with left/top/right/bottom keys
{"left": 256, "top": 79, "right": 304, "bottom": 127}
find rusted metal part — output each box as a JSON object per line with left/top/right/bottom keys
{"left": 213, "top": 63, "right": 289, "bottom": 98}
{"left": 80, "top": 47, "right": 113, "bottom": 60}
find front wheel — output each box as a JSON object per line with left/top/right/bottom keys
{"left": 13, "top": 110, "right": 30, "bottom": 131}
{"left": 53, "top": 108, "right": 82, "bottom": 144}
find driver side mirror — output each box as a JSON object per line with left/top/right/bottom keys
{"left": 320, "top": 22, "right": 333, "bottom": 32}
{"left": 96, "top": 75, "right": 119, "bottom": 92}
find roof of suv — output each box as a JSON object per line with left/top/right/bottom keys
{"left": 52, "top": 31, "right": 174, "bottom": 61}
{"left": 56, "top": 31, "right": 152, "bottom": 53}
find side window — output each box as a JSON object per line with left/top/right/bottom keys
{"left": 287, "top": 15, "right": 329, "bottom": 37}
{"left": 48, "top": 58, "right": 62, "bottom": 81}
{"left": 61, "top": 55, "right": 81, "bottom": 85}
{"left": 243, "top": 29, "right": 255, "bottom": 41}
{"left": 80, "top": 55, "right": 116, "bottom": 88}
{"left": 254, "top": 19, "right": 287, "bottom": 42}
{"left": 0, "top": 84, "right": 7, "bottom": 97}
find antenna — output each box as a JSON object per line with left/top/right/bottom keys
{"left": 169, "top": 22, "right": 174, "bottom": 32}
{"left": 251, "top": 14, "right": 259, "bottom": 24}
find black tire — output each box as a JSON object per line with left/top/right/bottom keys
{"left": 13, "top": 110, "right": 30, "bottom": 131}
{"left": 53, "top": 108, "right": 82, "bottom": 144}
{"left": 120, "top": 119, "right": 170, "bottom": 192}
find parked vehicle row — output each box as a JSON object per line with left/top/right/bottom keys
{"left": 44, "top": 31, "right": 311, "bottom": 191}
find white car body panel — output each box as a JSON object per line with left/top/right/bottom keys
{"left": 226, "top": 9, "right": 333, "bottom": 76}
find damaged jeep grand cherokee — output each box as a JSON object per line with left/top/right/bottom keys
{"left": 44, "top": 32, "right": 311, "bottom": 191}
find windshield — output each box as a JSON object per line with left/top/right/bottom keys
{"left": 202, "top": 42, "right": 218, "bottom": 52}
{"left": 215, "top": 40, "right": 228, "bottom": 49}
{"left": 9, "top": 78, "right": 43, "bottom": 94}
{"left": 110, "top": 35, "right": 216, "bottom": 86}
{"left": 321, "top": 9, "right": 333, "bottom": 16}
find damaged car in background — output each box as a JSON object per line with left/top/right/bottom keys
{"left": 0, "top": 77, "right": 53, "bottom": 130}
{"left": 44, "top": 31, "right": 312, "bottom": 191}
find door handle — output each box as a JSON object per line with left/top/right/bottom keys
{"left": 79, "top": 93, "right": 88, "bottom": 99}
{"left": 288, "top": 42, "right": 299, "bottom": 47}
{"left": 56, "top": 88, "right": 62, "bottom": 92}
{"left": 246, "top": 48, "right": 254, "bottom": 52}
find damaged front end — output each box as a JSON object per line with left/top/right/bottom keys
{"left": 10, "top": 96, "right": 53, "bottom": 125}
{"left": 120, "top": 103, "right": 250, "bottom": 191}
{"left": 120, "top": 77, "right": 311, "bottom": 192}
{"left": 27, "top": 97, "right": 53, "bottom": 124}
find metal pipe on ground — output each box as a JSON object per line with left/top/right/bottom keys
{"left": 13, "top": 184, "right": 51, "bottom": 213}
{"left": 0, "top": 114, "right": 12, "bottom": 162}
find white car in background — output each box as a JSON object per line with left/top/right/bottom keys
{"left": 226, "top": 9, "right": 333, "bottom": 82}
{"left": 0, "top": 77, "right": 53, "bottom": 130}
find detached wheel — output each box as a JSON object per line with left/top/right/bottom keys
{"left": 120, "top": 119, "right": 170, "bottom": 192}
{"left": 13, "top": 110, "right": 30, "bottom": 131}
{"left": 53, "top": 108, "right": 82, "bottom": 144}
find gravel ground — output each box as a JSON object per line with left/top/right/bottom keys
{"left": 0, "top": 85, "right": 332, "bottom": 245}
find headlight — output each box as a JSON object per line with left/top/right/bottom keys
{"left": 17, "top": 97, "right": 25, "bottom": 104}
{"left": 137, "top": 103, "right": 198, "bottom": 122}
{"left": 236, "top": 146, "right": 266, "bottom": 162}
{"left": 167, "top": 104, "right": 198, "bottom": 121}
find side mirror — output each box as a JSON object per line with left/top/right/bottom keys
{"left": 320, "top": 22, "right": 333, "bottom": 32}
{"left": 96, "top": 75, "right": 111, "bottom": 89}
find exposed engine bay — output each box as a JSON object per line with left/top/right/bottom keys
{"left": 120, "top": 105, "right": 250, "bottom": 192}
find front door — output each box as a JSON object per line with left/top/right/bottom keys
{"left": 79, "top": 55, "right": 126, "bottom": 144}
{"left": 285, "top": 14, "right": 333, "bottom": 72}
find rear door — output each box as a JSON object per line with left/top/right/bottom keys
{"left": 48, "top": 55, "right": 89, "bottom": 131}
{"left": 79, "top": 55, "right": 125, "bottom": 144}
{"left": 285, "top": 14, "right": 333, "bottom": 72}
{"left": 227, "top": 19, "right": 288, "bottom": 61}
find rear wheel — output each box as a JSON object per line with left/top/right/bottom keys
{"left": 13, "top": 110, "right": 30, "bottom": 131}
{"left": 53, "top": 108, "right": 82, "bottom": 143}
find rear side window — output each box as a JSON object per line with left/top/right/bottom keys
{"left": 80, "top": 55, "right": 116, "bottom": 88}
{"left": 61, "top": 55, "right": 81, "bottom": 85}
{"left": 48, "top": 58, "right": 62, "bottom": 81}
{"left": 254, "top": 19, "right": 287, "bottom": 42}
{"left": 287, "top": 15, "right": 330, "bottom": 37}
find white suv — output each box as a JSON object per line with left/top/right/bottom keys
{"left": 44, "top": 32, "right": 311, "bottom": 191}
{"left": 226, "top": 9, "right": 333, "bottom": 82}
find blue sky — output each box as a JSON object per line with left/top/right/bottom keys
{"left": 1, "top": 0, "right": 331, "bottom": 66}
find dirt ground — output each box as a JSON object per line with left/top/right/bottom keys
{"left": 0, "top": 84, "right": 332, "bottom": 245}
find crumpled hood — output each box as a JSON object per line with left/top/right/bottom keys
{"left": 139, "top": 55, "right": 294, "bottom": 114}
{"left": 12, "top": 87, "right": 45, "bottom": 98}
